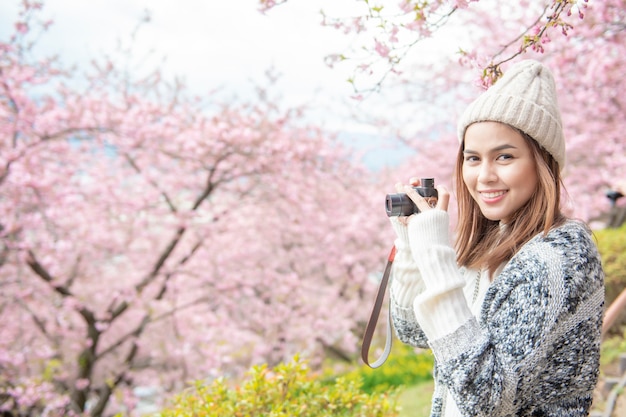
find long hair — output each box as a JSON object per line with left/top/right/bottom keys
{"left": 454, "top": 127, "right": 566, "bottom": 277}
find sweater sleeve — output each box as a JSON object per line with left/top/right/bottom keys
{"left": 387, "top": 217, "right": 430, "bottom": 348}
{"left": 388, "top": 217, "right": 424, "bottom": 301}
{"left": 405, "top": 210, "right": 473, "bottom": 340}
{"left": 427, "top": 221, "right": 605, "bottom": 416}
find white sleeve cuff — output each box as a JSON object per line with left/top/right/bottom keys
{"left": 404, "top": 209, "right": 473, "bottom": 340}
{"left": 390, "top": 272, "right": 426, "bottom": 308}
{"left": 413, "top": 287, "right": 473, "bottom": 340}
{"left": 389, "top": 217, "right": 410, "bottom": 250}
{"left": 407, "top": 210, "right": 465, "bottom": 292}
{"left": 407, "top": 209, "right": 451, "bottom": 248}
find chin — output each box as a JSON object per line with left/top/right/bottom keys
{"left": 481, "top": 211, "right": 505, "bottom": 222}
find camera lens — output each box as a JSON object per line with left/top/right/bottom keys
{"left": 385, "top": 193, "right": 416, "bottom": 217}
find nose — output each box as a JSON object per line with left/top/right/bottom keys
{"left": 477, "top": 161, "right": 497, "bottom": 184}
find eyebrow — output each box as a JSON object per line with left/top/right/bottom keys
{"left": 463, "top": 144, "right": 518, "bottom": 154}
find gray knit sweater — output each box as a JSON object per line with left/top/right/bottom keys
{"left": 389, "top": 210, "right": 604, "bottom": 417}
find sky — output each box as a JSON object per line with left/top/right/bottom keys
{"left": 0, "top": 0, "right": 357, "bottom": 118}
{"left": 0, "top": 0, "right": 416, "bottom": 169}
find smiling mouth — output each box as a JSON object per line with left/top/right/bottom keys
{"left": 480, "top": 191, "right": 507, "bottom": 199}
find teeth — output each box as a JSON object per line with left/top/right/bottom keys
{"left": 481, "top": 191, "right": 506, "bottom": 198}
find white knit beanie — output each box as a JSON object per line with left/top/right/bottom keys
{"left": 457, "top": 59, "right": 566, "bottom": 169}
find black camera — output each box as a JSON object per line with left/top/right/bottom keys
{"left": 385, "top": 178, "right": 438, "bottom": 217}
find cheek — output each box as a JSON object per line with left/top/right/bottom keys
{"left": 462, "top": 167, "right": 474, "bottom": 189}
{"left": 511, "top": 163, "right": 538, "bottom": 190}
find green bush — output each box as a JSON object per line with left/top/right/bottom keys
{"left": 338, "top": 343, "right": 434, "bottom": 394}
{"left": 594, "top": 222, "right": 626, "bottom": 305}
{"left": 158, "top": 355, "right": 399, "bottom": 417}
{"left": 600, "top": 327, "right": 626, "bottom": 368}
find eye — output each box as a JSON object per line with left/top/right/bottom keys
{"left": 497, "top": 154, "right": 513, "bottom": 161}
{"left": 464, "top": 155, "right": 479, "bottom": 163}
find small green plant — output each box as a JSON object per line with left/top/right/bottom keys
{"left": 601, "top": 327, "right": 626, "bottom": 368}
{"left": 158, "top": 355, "right": 399, "bottom": 417}
{"left": 337, "top": 343, "right": 434, "bottom": 394}
{"left": 594, "top": 223, "right": 626, "bottom": 337}
{"left": 594, "top": 223, "right": 626, "bottom": 304}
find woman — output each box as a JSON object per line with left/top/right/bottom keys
{"left": 389, "top": 60, "right": 604, "bottom": 416}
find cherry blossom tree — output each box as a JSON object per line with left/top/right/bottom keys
{"left": 259, "top": 0, "right": 589, "bottom": 90}
{"left": 0, "top": 3, "right": 390, "bottom": 415}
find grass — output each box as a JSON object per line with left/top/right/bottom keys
{"left": 397, "top": 380, "right": 434, "bottom": 417}
{"left": 600, "top": 328, "right": 626, "bottom": 370}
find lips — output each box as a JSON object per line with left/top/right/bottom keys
{"left": 478, "top": 190, "right": 508, "bottom": 204}
{"left": 480, "top": 190, "right": 507, "bottom": 199}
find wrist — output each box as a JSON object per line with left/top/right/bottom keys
{"left": 389, "top": 217, "right": 410, "bottom": 249}
{"left": 407, "top": 210, "right": 451, "bottom": 248}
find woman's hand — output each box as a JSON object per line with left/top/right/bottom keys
{"left": 395, "top": 177, "right": 450, "bottom": 225}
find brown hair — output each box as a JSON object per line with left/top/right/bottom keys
{"left": 454, "top": 126, "right": 566, "bottom": 277}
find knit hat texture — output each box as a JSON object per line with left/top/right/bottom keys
{"left": 457, "top": 59, "right": 566, "bottom": 169}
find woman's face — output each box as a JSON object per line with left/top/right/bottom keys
{"left": 462, "top": 122, "right": 538, "bottom": 223}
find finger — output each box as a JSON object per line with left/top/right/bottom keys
{"left": 395, "top": 182, "right": 405, "bottom": 193}
{"left": 409, "top": 177, "right": 420, "bottom": 186}
{"left": 403, "top": 184, "right": 432, "bottom": 212}
{"left": 435, "top": 185, "right": 450, "bottom": 211}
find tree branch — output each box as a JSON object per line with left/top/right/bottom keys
{"left": 26, "top": 250, "right": 72, "bottom": 297}
{"left": 96, "top": 315, "right": 150, "bottom": 360}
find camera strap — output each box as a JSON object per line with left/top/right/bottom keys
{"left": 361, "top": 245, "right": 395, "bottom": 368}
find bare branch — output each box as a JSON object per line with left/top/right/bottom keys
{"left": 156, "top": 239, "right": 203, "bottom": 300}
{"left": 135, "top": 225, "right": 185, "bottom": 294}
{"left": 96, "top": 315, "right": 149, "bottom": 360}
{"left": 26, "top": 250, "right": 72, "bottom": 297}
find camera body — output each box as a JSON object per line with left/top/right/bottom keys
{"left": 385, "top": 178, "right": 438, "bottom": 217}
